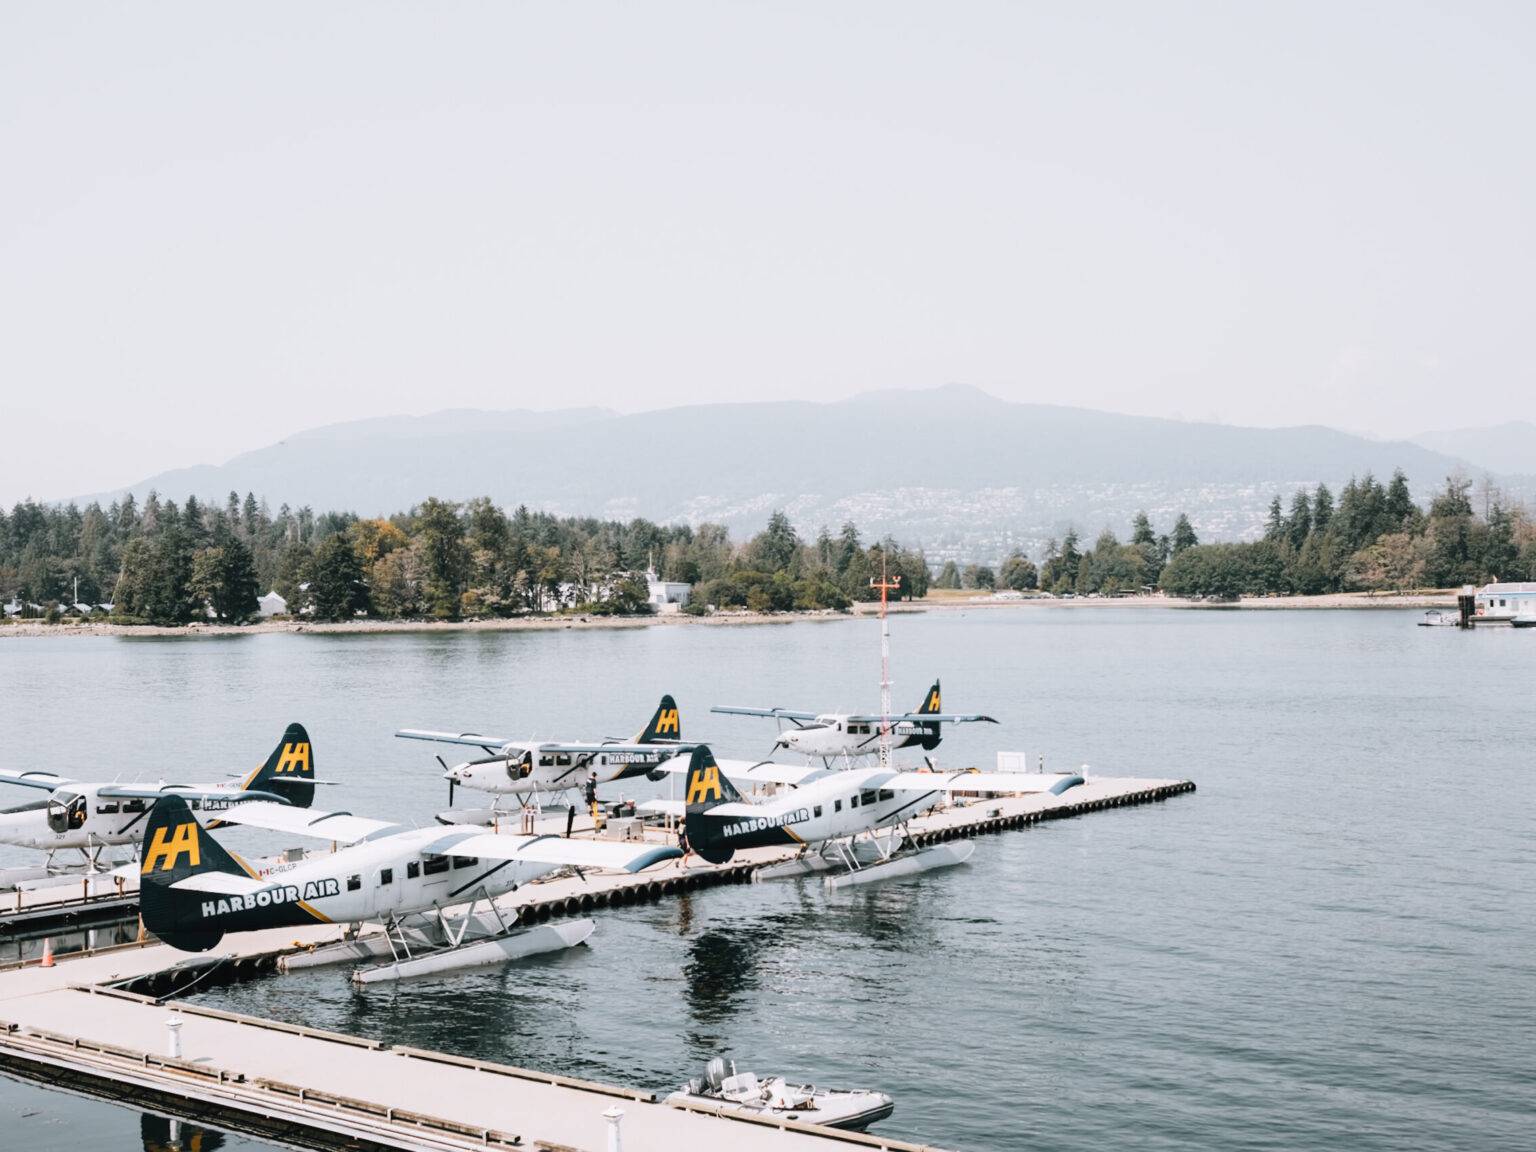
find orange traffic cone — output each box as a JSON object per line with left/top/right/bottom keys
{"left": 39, "top": 938, "right": 54, "bottom": 968}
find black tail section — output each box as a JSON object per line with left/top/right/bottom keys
{"left": 139, "top": 794, "right": 246, "bottom": 952}
{"left": 636, "top": 695, "right": 683, "bottom": 744}
{"left": 683, "top": 746, "right": 741, "bottom": 865}
{"left": 911, "top": 679, "right": 943, "bottom": 750}
{"left": 244, "top": 722, "right": 316, "bottom": 809}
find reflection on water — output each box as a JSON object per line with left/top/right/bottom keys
{"left": 1, "top": 612, "right": 1532, "bottom": 1152}
{"left": 0, "top": 1072, "right": 281, "bottom": 1152}
{"left": 140, "top": 1113, "right": 227, "bottom": 1152}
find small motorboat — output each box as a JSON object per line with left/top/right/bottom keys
{"left": 668, "top": 1056, "right": 895, "bottom": 1131}
{"left": 1418, "top": 610, "right": 1459, "bottom": 627}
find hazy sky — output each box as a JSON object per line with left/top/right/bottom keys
{"left": 3, "top": 2, "right": 1533, "bottom": 505}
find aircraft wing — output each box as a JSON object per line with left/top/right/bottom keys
{"left": 882, "top": 771, "right": 1084, "bottom": 796}
{"left": 0, "top": 769, "right": 74, "bottom": 792}
{"left": 844, "top": 713, "right": 999, "bottom": 725}
{"left": 710, "top": 706, "right": 818, "bottom": 722}
{"left": 652, "top": 757, "right": 830, "bottom": 788}
{"left": 534, "top": 742, "right": 696, "bottom": 759}
{"left": 637, "top": 799, "right": 684, "bottom": 818}
{"left": 98, "top": 786, "right": 289, "bottom": 803}
{"left": 419, "top": 830, "right": 681, "bottom": 873}
{"left": 211, "top": 801, "right": 403, "bottom": 844}
{"left": 395, "top": 729, "right": 511, "bottom": 750}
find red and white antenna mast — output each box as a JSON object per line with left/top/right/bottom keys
{"left": 870, "top": 555, "right": 901, "bottom": 767}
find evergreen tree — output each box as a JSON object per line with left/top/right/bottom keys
{"left": 1286, "top": 490, "right": 1311, "bottom": 551}
{"left": 1172, "top": 514, "right": 1198, "bottom": 555}
{"left": 998, "top": 552, "right": 1038, "bottom": 591}
{"left": 1264, "top": 496, "right": 1285, "bottom": 541}
{"left": 1312, "top": 483, "right": 1334, "bottom": 535}
{"left": 308, "top": 535, "right": 371, "bottom": 621}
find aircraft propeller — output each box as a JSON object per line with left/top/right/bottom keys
{"left": 436, "top": 755, "right": 454, "bottom": 806}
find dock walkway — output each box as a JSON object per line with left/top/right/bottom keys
{"left": 0, "top": 773, "right": 1194, "bottom": 1150}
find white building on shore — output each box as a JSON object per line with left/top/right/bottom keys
{"left": 257, "top": 590, "right": 288, "bottom": 618}
{"left": 646, "top": 567, "right": 691, "bottom": 612}
{"left": 1473, "top": 581, "right": 1536, "bottom": 619}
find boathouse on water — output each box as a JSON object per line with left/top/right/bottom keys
{"left": 1473, "top": 581, "right": 1536, "bottom": 618}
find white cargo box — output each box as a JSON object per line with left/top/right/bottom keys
{"left": 995, "top": 751, "right": 1033, "bottom": 773}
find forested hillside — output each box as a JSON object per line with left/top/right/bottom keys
{"left": 0, "top": 495, "right": 926, "bottom": 624}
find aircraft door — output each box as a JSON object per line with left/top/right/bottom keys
{"left": 507, "top": 752, "right": 533, "bottom": 782}
{"left": 47, "top": 792, "right": 87, "bottom": 834}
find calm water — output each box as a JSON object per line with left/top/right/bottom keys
{"left": 0, "top": 609, "right": 1531, "bottom": 1151}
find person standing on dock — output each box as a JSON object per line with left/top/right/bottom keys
{"left": 586, "top": 772, "right": 600, "bottom": 826}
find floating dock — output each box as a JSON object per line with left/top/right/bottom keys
{"left": 0, "top": 773, "right": 1193, "bottom": 1149}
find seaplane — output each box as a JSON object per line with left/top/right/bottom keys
{"left": 643, "top": 747, "right": 1082, "bottom": 889}
{"left": 395, "top": 694, "right": 694, "bottom": 823}
{"left": 0, "top": 723, "right": 322, "bottom": 875}
{"left": 137, "top": 788, "right": 682, "bottom": 983}
{"left": 712, "top": 679, "right": 996, "bottom": 766}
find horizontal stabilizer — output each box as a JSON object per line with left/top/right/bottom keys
{"left": 168, "top": 871, "right": 267, "bottom": 896}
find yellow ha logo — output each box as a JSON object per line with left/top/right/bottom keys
{"left": 928, "top": 690, "right": 941, "bottom": 712}
{"left": 142, "top": 823, "right": 201, "bottom": 873}
{"left": 273, "top": 742, "right": 311, "bottom": 774}
{"left": 654, "top": 708, "right": 680, "bottom": 735}
{"left": 686, "top": 765, "right": 722, "bottom": 805}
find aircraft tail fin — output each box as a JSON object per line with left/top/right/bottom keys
{"left": 912, "top": 679, "right": 944, "bottom": 749}
{"left": 635, "top": 695, "right": 683, "bottom": 744}
{"left": 243, "top": 722, "right": 316, "bottom": 809}
{"left": 139, "top": 794, "right": 245, "bottom": 952}
{"left": 682, "top": 746, "right": 741, "bottom": 864}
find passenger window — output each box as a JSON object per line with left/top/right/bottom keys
{"left": 406, "top": 861, "right": 421, "bottom": 879}
{"left": 861, "top": 791, "right": 878, "bottom": 805}
{"left": 813, "top": 805, "right": 823, "bottom": 817}
{"left": 123, "top": 799, "right": 146, "bottom": 813}
{"left": 423, "top": 856, "right": 451, "bottom": 876}
{"left": 380, "top": 868, "right": 393, "bottom": 885}
{"left": 556, "top": 754, "right": 572, "bottom": 767}
{"left": 451, "top": 856, "right": 478, "bottom": 870}
{"left": 346, "top": 874, "right": 361, "bottom": 892}
{"left": 878, "top": 789, "right": 895, "bottom": 802}
{"left": 96, "top": 802, "right": 120, "bottom": 815}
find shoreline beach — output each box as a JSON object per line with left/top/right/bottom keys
{"left": 0, "top": 591, "right": 1457, "bottom": 639}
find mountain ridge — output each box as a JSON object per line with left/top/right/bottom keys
{"left": 71, "top": 386, "right": 1526, "bottom": 556}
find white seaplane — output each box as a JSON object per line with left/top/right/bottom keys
{"left": 395, "top": 695, "right": 693, "bottom": 822}
{"left": 0, "top": 723, "right": 322, "bottom": 874}
{"left": 137, "top": 790, "right": 682, "bottom": 983}
{"left": 712, "top": 679, "right": 996, "bottom": 765}
{"left": 644, "top": 747, "right": 1082, "bottom": 888}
